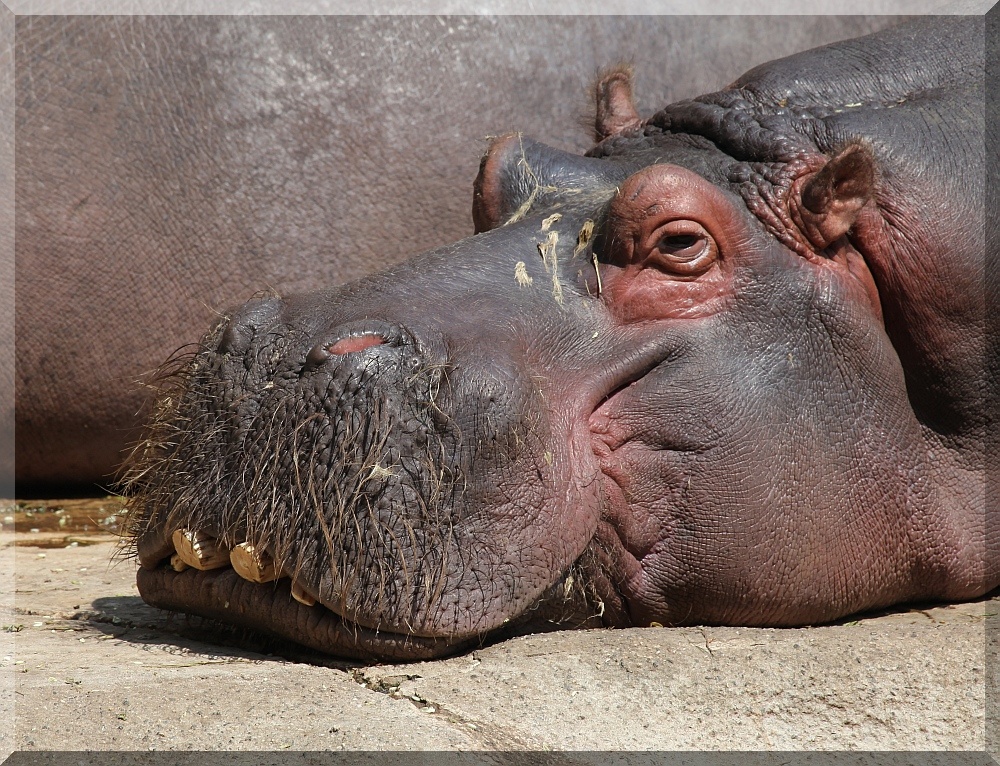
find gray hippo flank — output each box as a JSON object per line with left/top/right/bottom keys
{"left": 14, "top": 15, "right": 898, "bottom": 491}
{"left": 124, "top": 17, "right": 995, "bottom": 661}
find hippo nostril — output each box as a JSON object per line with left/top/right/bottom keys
{"left": 218, "top": 324, "right": 247, "bottom": 356}
{"left": 306, "top": 343, "right": 332, "bottom": 366}
{"left": 217, "top": 297, "right": 284, "bottom": 355}
{"left": 304, "top": 333, "right": 386, "bottom": 369}
{"left": 327, "top": 334, "right": 385, "bottom": 355}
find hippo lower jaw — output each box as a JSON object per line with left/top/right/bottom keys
{"left": 136, "top": 565, "right": 473, "bottom": 661}
{"left": 130, "top": 520, "right": 480, "bottom": 660}
{"left": 133, "top": 519, "right": 616, "bottom": 660}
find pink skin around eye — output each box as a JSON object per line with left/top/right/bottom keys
{"left": 598, "top": 165, "right": 739, "bottom": 323}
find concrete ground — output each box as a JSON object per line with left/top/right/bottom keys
{"left": 0, "top": 499, "right": 993, "bottom": 756}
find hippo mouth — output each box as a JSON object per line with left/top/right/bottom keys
{"left": 133, "top": 521, "right": 603, "bottom": 661}
{"left": 135, "top": 537, "right": 475, "bottom": 661}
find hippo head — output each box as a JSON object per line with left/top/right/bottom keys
{"left": 124, "top": 73, "right": 989, "bottom": 661}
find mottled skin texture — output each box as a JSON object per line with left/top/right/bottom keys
{"left": 124, "top": 17, "right": 995, "bottom": 661}
{"left": 14, "top": 15, "right": 901, "bottom": 490}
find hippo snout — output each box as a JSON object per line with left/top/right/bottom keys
{"left": 125, "top": 299, "right": 506, "bottom": 657}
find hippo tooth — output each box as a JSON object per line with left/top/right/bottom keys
{"left": 290, "top": 580, "right": 317, "bottom": 607}
{"left": 171, "top": 528, "right": 231, "bottom": 571}
{"left": 230, "top": 542, "right": 281, "bottom": 583}
{"left": 169, "top": 553, "right": 189, "bottom": 572}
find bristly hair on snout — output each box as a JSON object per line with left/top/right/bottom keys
{"left": 117, "top": 311, "right": 485, "bottom": 632}
{"left": 117, "top": 338, "right": 217, "bottom": 560}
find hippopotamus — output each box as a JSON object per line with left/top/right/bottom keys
{"left": 123, "top": 16, "right": 995, "bottom": 661}
{"left": 14, "top": 16, "right": 897, "bottom": 492}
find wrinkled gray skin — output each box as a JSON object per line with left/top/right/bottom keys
{"left": 125, "top": 17, "right": 997, "bottom": 661}
{"left": 14, "top": 15, "right": 901, "bottom": 491}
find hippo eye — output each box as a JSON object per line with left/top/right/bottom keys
{"left": 645, "top": 220, "right": 718, "bottom": 276}
{"left": 657, "top": 234, "right": 704, "bottom": 258}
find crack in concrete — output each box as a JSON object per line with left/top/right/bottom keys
{"left": 350, "top": 665, "right": 550, "bottom": 751}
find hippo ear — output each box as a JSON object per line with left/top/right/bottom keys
{"left": 593, "top": 65, "right": 643, "bottom": 142}
{"left": 473, "top": 133, "right": 620, "bottom": 233}
{"left": 795, "top": 143, "right": 876, "bottom": 250}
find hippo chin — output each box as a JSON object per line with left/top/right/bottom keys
{"left": 124, "top": 17, "right": 996, "bottom": 661}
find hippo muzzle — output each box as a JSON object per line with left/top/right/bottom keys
{"left": 126, "top": 235, "right": 629, "bottom": 659}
